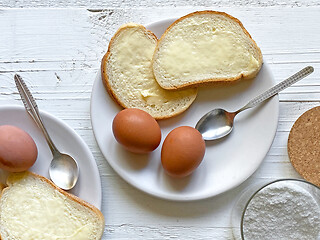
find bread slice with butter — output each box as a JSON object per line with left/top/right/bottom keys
{"left": 0, "top": 183, "right": 5, "bottom": 192}
{"left": 0, "top": 172, "right": 104, "bottom": 240}
{"left": 101, "top": 23, "right": 197, "bottom": 120}
{"left": 152, "top": 11, "right": 263, "bottom": 90}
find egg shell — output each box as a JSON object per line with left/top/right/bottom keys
{"left": 161, "top": 126, "right": 205, "bottom": 177}
{"left": 112, "top": 108, "right": 161, "bottom": 153}
{"left": 0, "top": 125, "right": 38, "bottom": 172}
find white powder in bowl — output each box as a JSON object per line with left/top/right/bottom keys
{"left": 242, "top": 181, "right": 320, "bottom": 240}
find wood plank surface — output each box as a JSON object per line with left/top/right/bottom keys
{"left": 1, "top": 0, "right": 320, "bottom": 8}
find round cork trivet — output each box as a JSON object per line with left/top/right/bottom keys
{"left": 288, "top": 106, "right": 320, "bottom": 187}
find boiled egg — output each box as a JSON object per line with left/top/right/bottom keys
{"left": 112, "top": 108, "right": 161, "bottom": 153}
{"left": 0, "top": 125, "right": 38, "bottom": 172}
{"left": 161, "top": 126, "right": 205, "bottom": 177}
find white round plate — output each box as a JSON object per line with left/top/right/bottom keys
{"left": 0, "top": 105, "right": 102, "bottom": 208}
{"left": 90, "top": 19, "right": 279, "bottom": 201}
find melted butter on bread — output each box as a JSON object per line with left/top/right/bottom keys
{"left": 0, "top": 172, "right": 104, "bottom": 240}
{"left": 102, "top": 23, "right": 197, "bottom": 119}
{"left": 152, "top": 11, "right": 263, "bottom": 89}
{"left": 1, "top": 184, "right": 95, "bottom": 239}
{"left": 160, "top": 29, "right": 259, "bottom": 80}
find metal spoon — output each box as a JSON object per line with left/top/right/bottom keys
{"left": 195, "top": 66, "right": 314, "bottom": 141}
{"left": 14, "top": 74, "right": 79, "bottom": 190}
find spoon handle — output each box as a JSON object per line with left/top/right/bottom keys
{"left": 238, "top": 66, "right": 314, "bottom": 112}
{"left": 14, "top": 74, "right": 60, "bottom": 156}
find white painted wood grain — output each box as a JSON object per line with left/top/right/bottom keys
{"left": 0, "top": 6, "right": 319, "bottom": 239}
{"left": 1, "top": 0, "right": 320, "bottom": 8}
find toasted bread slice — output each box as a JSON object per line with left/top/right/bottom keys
{"left": 101, "top": 23, "right": 197, "bottom": 120}
{"left": 152, "top": 11, "right": 263, "bottom": 90}
{"left": 0, "top": 172, "right": 104, "bottom": 240}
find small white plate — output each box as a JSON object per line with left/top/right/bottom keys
{"left": 90, "top": 19, "right": 279, "bottom": 201}
{"left": 0, "top": 105, "right": 102, "bottom": 209}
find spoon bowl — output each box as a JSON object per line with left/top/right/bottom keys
{"left": 196, "top": 109, "right": 235, "bottom": 140}
{"left": 49, "top": 153, "right": 79, "bottom": 190}
{"left": 196, "top": 66, "right": 314, "bottom": 141}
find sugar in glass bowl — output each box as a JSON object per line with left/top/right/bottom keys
{"left": 231, "top": 179, "right": 320, "bottom": 240}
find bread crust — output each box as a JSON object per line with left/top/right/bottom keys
{"left": 0, "top": 171, "right": 105, "bottom": 240}
{"left": 0, "top": 183, "right": 5, "bottom": 192}
{"left": 152, "top": 10, "right": 263, "bottom": 90}
{"left": 101, "top": 23, "right": 197, "bottom": 120}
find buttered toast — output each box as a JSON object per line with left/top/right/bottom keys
{"left": 101, "top": 23, "right": 197, "bottom": 120}
{"left": 0, "top": 172, "right": 105, "bottom": 240}
{"left": 152, "top": 11, "right": 263, "bottom": 90}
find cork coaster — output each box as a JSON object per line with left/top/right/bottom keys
{"left": 288, "top": 106, "right": 320, "bottom": 187}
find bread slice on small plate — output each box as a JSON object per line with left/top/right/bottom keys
{"left": 0, "top": 171, "right": 105, "bottom": 240}
{"left": 0, "top": 183, "right": 5, "bottom": 192}
{"left": 101, "top": 23, "right": 197, "bottom": 120}
{"left": 152, "top": 11, "right": 263, "bottom": 90}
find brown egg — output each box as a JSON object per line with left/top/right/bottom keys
{"left": 0, "top": 125, "right": 38, "bottom": 172}
{"left": 112, "top": 108, "right": 161, "bottom": 153}
{"left": 161, "top": 126, "right": 205, "bottom": 177}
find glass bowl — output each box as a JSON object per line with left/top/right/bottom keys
{"left": 231, "top": 179, "right": 320, "bottom": 240}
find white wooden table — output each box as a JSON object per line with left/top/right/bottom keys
{"left": 0, "top": 1, "right": 319, "bottom": 239}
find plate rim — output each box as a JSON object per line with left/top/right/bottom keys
{"left": 0, "top": 104, "right": 102, "bottom": 209}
